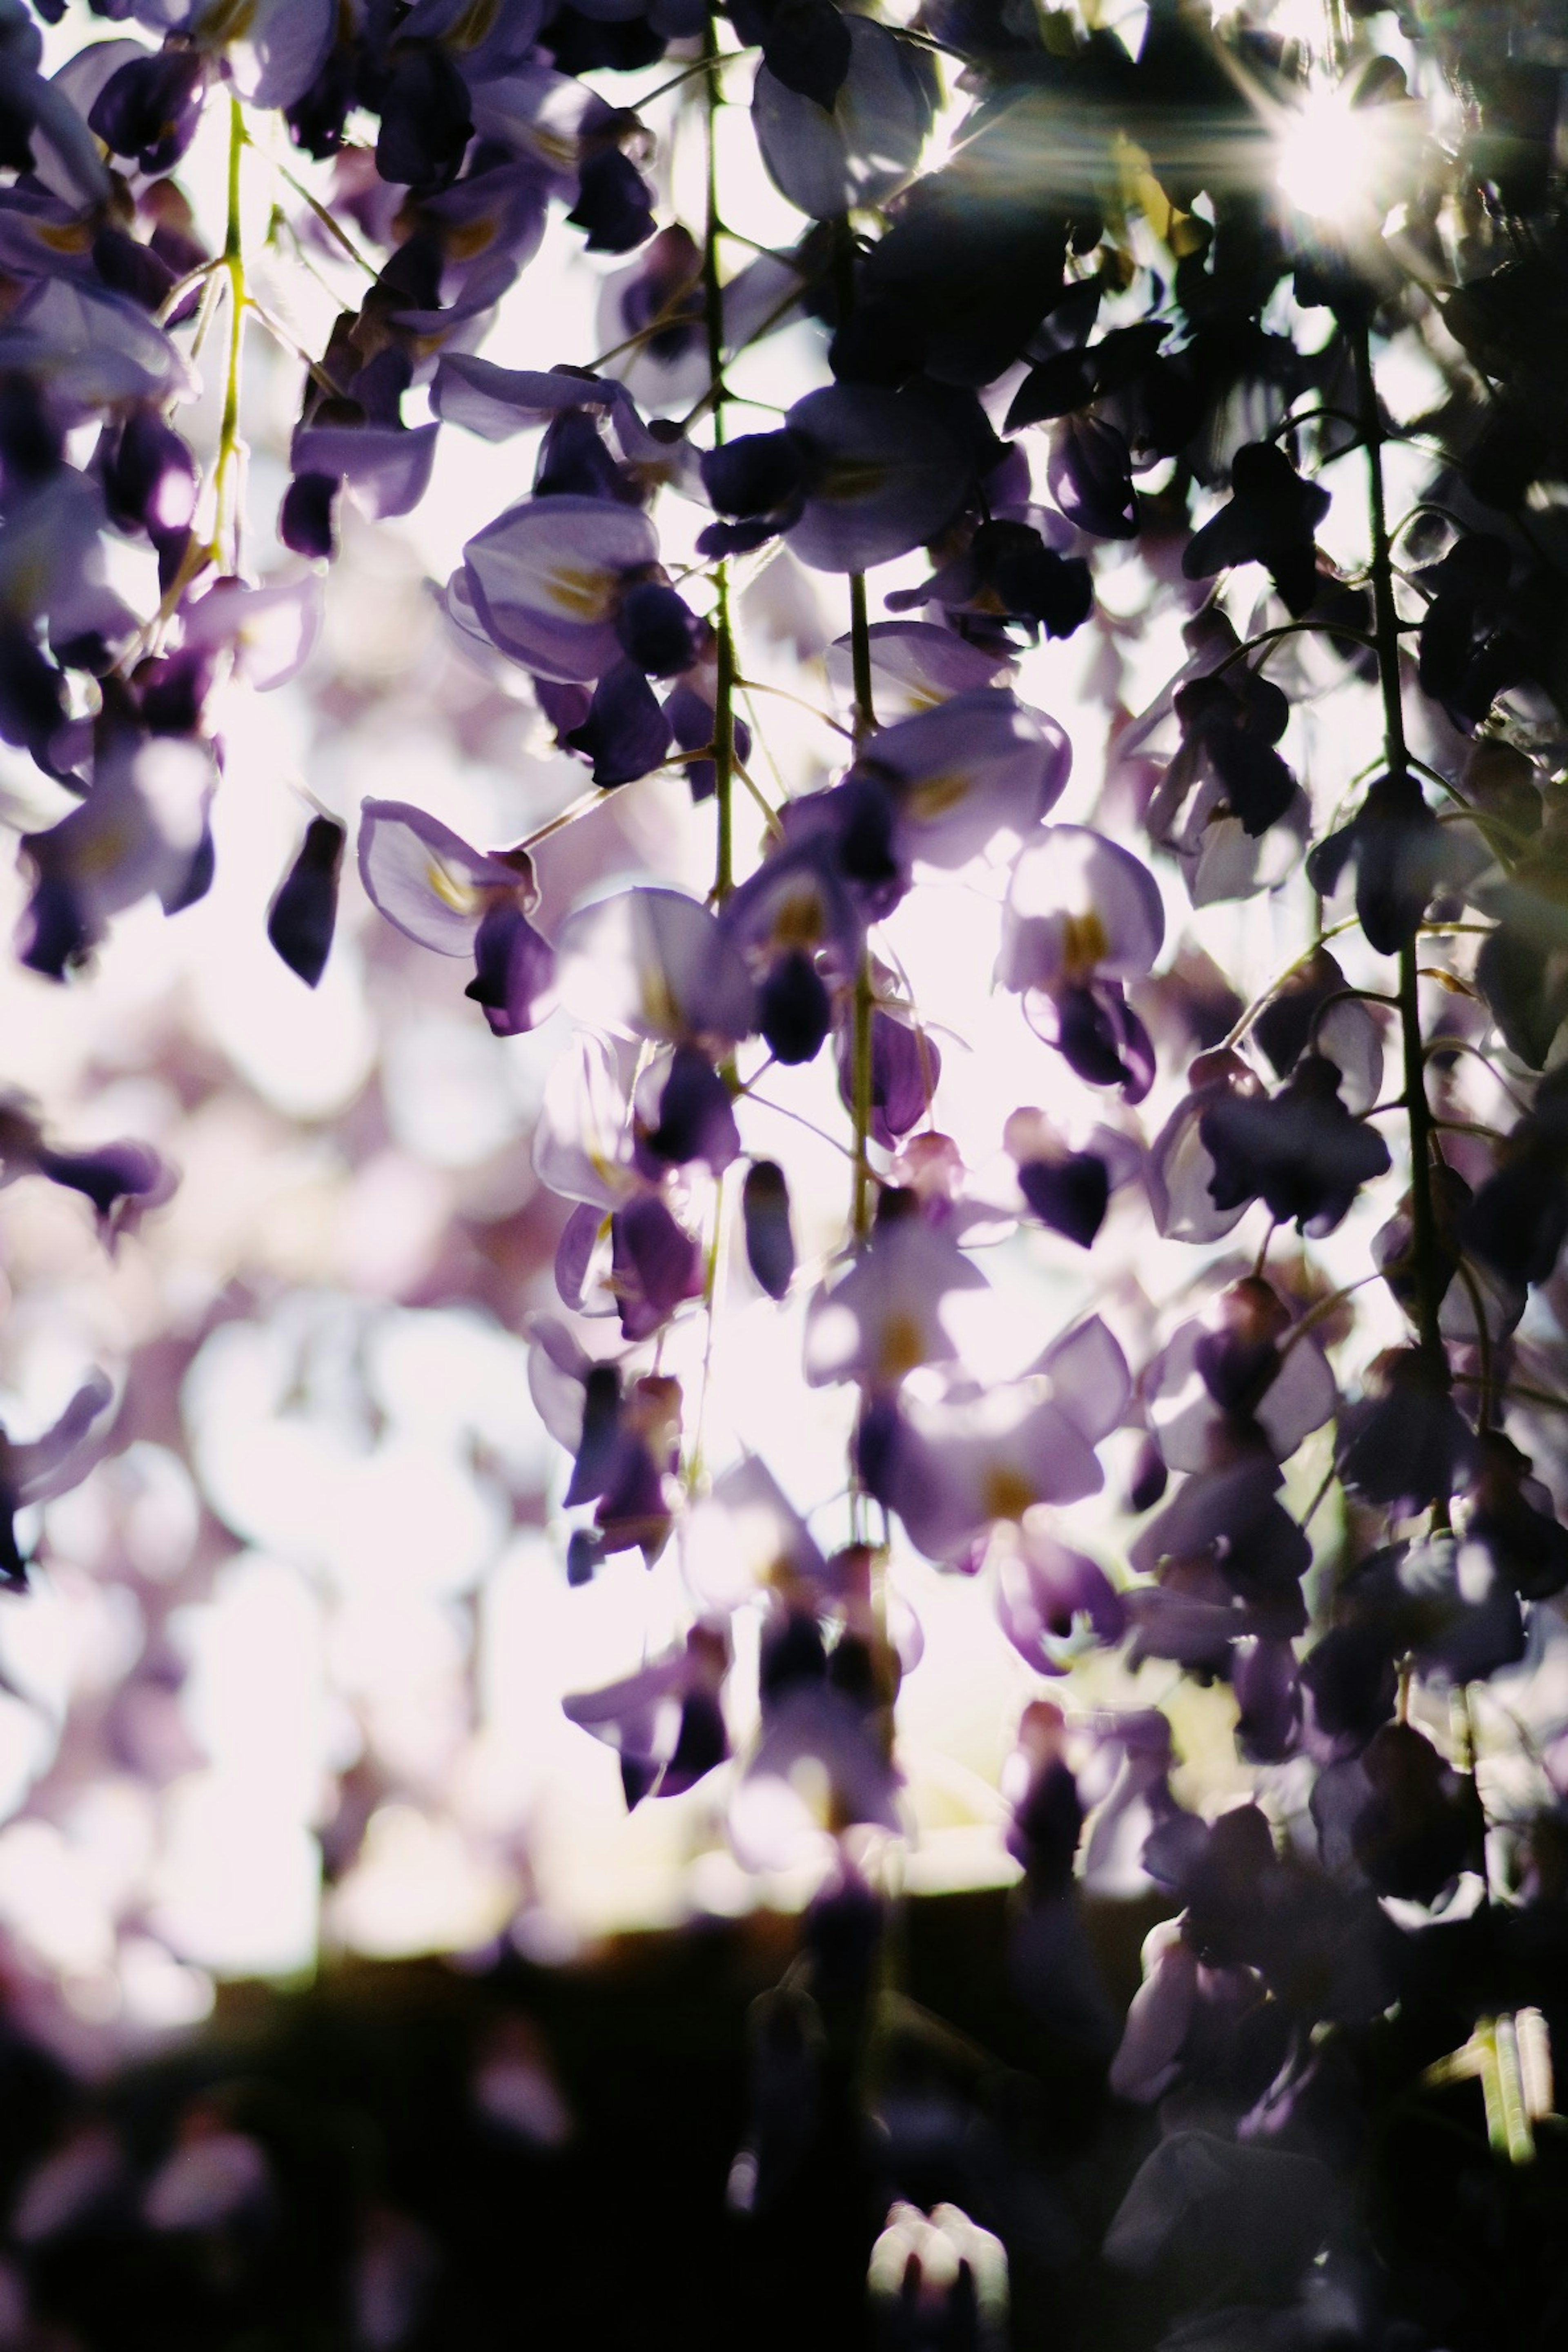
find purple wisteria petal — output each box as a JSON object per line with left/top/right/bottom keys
{"left": 33, "top": 1136, "right": 174, "bottom": 1231}
{"left": 850, "top": 689, "right": 1070, "bottom": 869}
{"left": 564, "top": 657, "right": 672, "bottom": 786}
{"left": 782, "top": 385, "right": 968, "bottom": 575}
{"left": 402, "top": 0, "right": 548, "bottom": 77}
{"left": 865, "top": 1382, "right": 1107, "bottom": 1564}
{"left": 1201, "top": 1056, "right": 1392, "bottom": 1237}
{"left": 17, "top": 49, "right": 116, "bottom": 210}
{"left": 1077, "top": 1708, "right": 1186, "bottom": 1893}
{"left": 1336, "top": 1350, "right": 1477, "bottom": 1514}
{"left": 1146, "top": 1050, "right": 1261, "bottom": 1244}
{"left": 357, "top": 800, "right": 533, "bottom": 956}
{"left": 1233, "top": 1634, "right": 1302, "bottom": 1764}
{"left": 1035, "top": 1315, "right": 1132, "bottom": 1447}
{"left": 611, "top": 1195, "right": 706, "bottom": 1339}
{"left": 998, "top": 826, "right": 1166, "bottom": 998}
{"left": 804, "top": 1217, "right": 986, "bottom": 1392}
{"left": 89, "top": 50, "right": 207, "bottom": 176}
{"left": 0, "top": 474, "right": 132, "bottom": 677}
{"left": 825, "top": 619, "right": 1011, "bottom": 715}
{"left": 633, "top": 1045, "right": 740, "bottom": 1176}
{"left": 730, "top": 1684, "right": 902, "bottom": 1871}
{"left": 140, "top": 0, "right": 334, "bottom": 109}
{"left": 2, "top": 1368, "right": 115, "bottom": 1505}
{"left": 564, "top": 1627, "right": 728, "bottom": 1806}
{"left": 226, "top": 0, "right": 335, "bottom": 107}
{"left": 534, "top": 1032, "right": 639, "bottom": 1210}
{"left": 682, "top": 1454, "right": 829, "bottom": 1615}
{"left": 266, "top": 815, "right": 344, "bottom": 990}
{"left": 460, "top": 494, "right": 659, "bottom": 682}
{"left": 1109, "top": 1920, "right": 1202, "bottom": 2103}
{"left": 465, "top": 899, "right": 557, "bottom": 1035}
{"left": 1128, "top": 1456, "right": 1294, "bottom": 1581}
{"left": 1341, "top": 1534, "right": 1524, "bottom": 1687}
{"left": 18, "top": 730, "right": 214, "bottom": 975}
{"left": 741, "top": 1159, "right": 795, "bottom": 1298}
{"left": 0, "top": 1096, "right": 174, "bottom": 1234}
{"left": 555, "top": 887, "right": 755, "bottom": 1048}
{"left": 994, "top": 1521, "right": 1126, "bottom": 1674}
{"left": 1147, "top": 1306, "right": 1335, "bottom": 1474}
{"left": 431, "top": 356, "right": 623, "bottom": 442}
{"left": 776, "top": 777, "right": 906, "bottom": 920}
{"left": 752, "top": 17, "right": 937, "bottom": 220}
{"left": 553, "top": 1204, "right": 609, "bottom": 1312}
{"left": 834, "top": 1009, "right": 941, "bottom": 1147}
{"left": 1122, "top": 1569, "right": 1253, "bottom": 1675}
{"left": 0, "top": 278, "right": 192, "bottom": 419}
{"left": 525, "top": 1313, "right": 597, "bottom": 1451}
{"left": 290, "top": 423, "right": 439, "bottom": 521}
{"left": 721, "top": 838, "right": 863, "bottom": 999}
{"left": 178, "top": 574, "right": 323, "bottom": 692}
{"left": 1104, "top": 2134, "right": 1337, "bottom": 2303}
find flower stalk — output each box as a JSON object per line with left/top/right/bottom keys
{"left": 1355, "top": 319, "right": 1448, "bottom": 1407}
{"left": 704, "top": 17, "right": 735, "bottom": 906}
{"left": 215, "top": 96, "right": 248, "bottom": 575}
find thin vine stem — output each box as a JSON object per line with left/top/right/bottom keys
{"left": 215, "top": 99, "right": 248, "bottom": 577}
{"left": 704, "top": 14, "right": 735, "bottom": 907}
{"left": 1355, "top": 320, "right": 1449, "bottom": 1494}
{"left": 834, "top": 221, "right": 879, "bottom": 1248}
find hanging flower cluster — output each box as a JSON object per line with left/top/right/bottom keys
{"left": 2, "top": 0, "right": 1568, "bottom": 2342}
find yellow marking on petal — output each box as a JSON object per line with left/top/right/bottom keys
{"left": 425, "top": 859, "right": 480, "bottom": 915}
{"left": 1060, "top": 908, "right": 1109, "bottom": 981}
{"left": 981, "top": 1466, "right": 1036, "bottom": 1523}
{"left": 770, "top": 886, "right": 827, "bottom": 950}
{"left": 39, "top": 223, "right": 92, "bottom": 255}
{"left": 818, "top": 459, "right": 890, "bottom": 504}
{"left": 196, "top": 0, "right": 257, "bottom": 47}
{"left": 533, "top": 129, "right": 579, "bottom": 173}
{"left": 638, "top": 970, "right": 680, "bottom": 1038}
{"left": 543, "top": 561, "right": 617, "bottom": 620}
{"left": 447, "top": 216, "right": 496, "bottom": 263}
{"left": 447, "top": 0, "right": 503, "bottom": 50}
{"left": 878, "top": 1313, "right": 927, "bottom": 1382}
{"left": 906, "top": 770, "right": 971, "bottom": 823}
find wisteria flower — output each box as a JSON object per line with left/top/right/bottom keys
{"left": 996, "top": 826, "right": 1164, "bottom": 1099}
{"left": 358, "top": 799, "right": 555, "bottom": 1036}
{"left": 555, "top": 887, "right": 755, "bottom": 1051}
{"left": 700, "top": 385, "right": 970, "bottom": 573}
{"left": 804, "top": 1211, "right": 987, "bottom": 1396}
{"left": 455, "top": 493, "right": 667, "bottom": 683}
{"left": 564, "top": 1626, "right": 729, "bottom": 1808}
{"left": 1200, "top": 1056, "right": 1392, "bottom": 1237}
{"left": 844, "top": 688, "right": 1071, "bottom": 871}
{"left": 860, "top": 1316, "right": 1130, "bottom": 1564}
{"left": 1144, "top": 1280, "right": 1336, "bottom": 1474}
{"left": 0, "top": 1369, "right": 116, "bottom": 1588}
{"left": 751, "top": 16, "right": 938, "bottom": 221}
{"left": 992, "top": 1516, "right": 1126, "bottom": 1675}
{"left": 18, "top": 722, "right": 215, "bottom": 976}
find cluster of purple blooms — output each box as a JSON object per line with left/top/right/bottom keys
{"left": 2, "top": 0, "right": 1568, "bottom": 2344}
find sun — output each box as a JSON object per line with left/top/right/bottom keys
{"left": 1275, "top": 79, "right": 1412, "bottom": 228}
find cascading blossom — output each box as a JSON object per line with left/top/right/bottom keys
{"left": 2, "top": 5, "right": 1568, "bottom": 2334}
{"left": 996, "top": 824, "right": 1165, "bottom": 1100}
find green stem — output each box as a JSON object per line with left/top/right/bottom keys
{"left": 1356, "top": 320, "right": 1448, "bottom": 1465}
{"left": 852, "top": 958, "right": 874, "bottom": 1243}
{"left": 848, "top": 571, "right": 875, "bottom": 749}
{"left": 216, "top": 98, "right": 247, "bottom": 575}
{"left": 833, "top": 216, "right": 879, "bottom": 1244}
{"left": 703, "top": 16, "right": 735, "bottom": 905}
